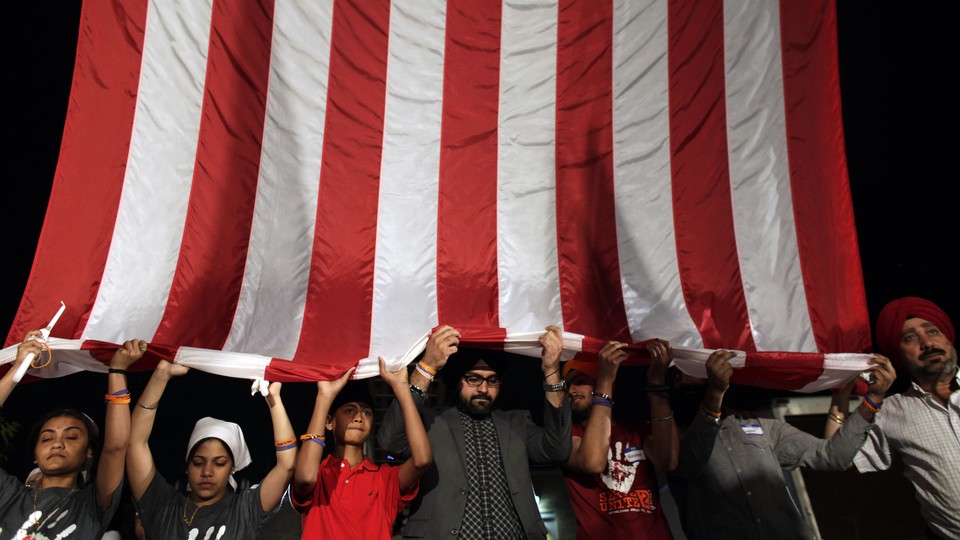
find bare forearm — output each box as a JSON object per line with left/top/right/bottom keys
{"left": 127, "top": 371, "right": 171, "bottom": 500}
{"left": 645, "top": 394, "right": 679, "bottom": 471}
{"left": 269, "top": 395, "right": 297, "bottom": 472}
{"left": 568, "top": 407, "right": 612, "bottom": 473}
{"left": 97, "top": 370, "right": 131, "bottom": 506}
{"left": 0, "top": 372, "right": 16, "bottom": 407}
{"left": 295, "top": 395, "right": 333, "bottom": 491}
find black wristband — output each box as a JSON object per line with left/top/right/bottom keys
{"left": 409, "top": 383, "right": 426, "bottom": 398}
{"left": 108, "top": 368, "right": 129, "bottom": 376}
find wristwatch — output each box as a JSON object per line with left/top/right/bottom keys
{"left": 543, "top": 380, "right": 567, "bottom": 392}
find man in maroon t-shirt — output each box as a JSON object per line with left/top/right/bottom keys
{"left": 561, "top": 340, "right": 678, "bottom": 539}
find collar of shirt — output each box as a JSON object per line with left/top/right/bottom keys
{"left": 321, "top": 454, "right": 379, "bottom": 473}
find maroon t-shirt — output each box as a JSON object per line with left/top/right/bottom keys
{"left": 563, "top": 421, "right": 673, "bottom": 539}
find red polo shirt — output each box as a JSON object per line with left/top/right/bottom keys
{"left": 292, "top": 455, "right": 418, "bottom": 539}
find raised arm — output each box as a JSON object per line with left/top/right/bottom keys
{"left": 378, "top": 326, "right": 459, "bottom": 455}
{"left": 825, "top": 355, "right": 896, "bottom": 438}
{"left": 127, "top": 360, "right": 189, "bottom": 501}
{"left": 540, "top": 325, "right": 565, "bottom": 409}
{"left": 0, "top": 330, "right": 43, "bottom": 407}
{"left": 565, "top": 341, "right": 624, "bottom": 474}
{"left": 97, "top": 339, "right": 147, "bottom": 508}
{"left": 676, "top": 350, "right": 734, "bottom": 479}
{"left": 258, "top": 382, "right": 297, "bottom": 512}
{"left": 642, "top": 341, "right": 679, "bottom": 472}
{"left": 294, "top": 368, "right": 355, "bottom": 497}
{"left": 380, "top": 358, "right": 433, "bottom": 492}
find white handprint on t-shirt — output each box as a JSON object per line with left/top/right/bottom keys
{"left": 600, "top": 441, "right": 639, "bottom": 494}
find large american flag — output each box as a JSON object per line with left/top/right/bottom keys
{"left": 2, "top": 0, "right": 873, "bottom": 391}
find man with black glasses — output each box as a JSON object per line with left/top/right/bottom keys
{"left": 378, "top": 325, "right": 572, "bottom": 539}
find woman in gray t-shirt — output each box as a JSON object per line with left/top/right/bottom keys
{"left": 0, "top": 333, "right": 147, "bottom": 540}
{"left": 126, "top": 360, "right": 296, "bottom": 540}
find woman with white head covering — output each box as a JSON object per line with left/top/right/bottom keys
{"left": 0, "top": 331, "right": 146, "bottom": 540}
{"left": 126, "top": 360, "right": 296, "bottom": 540}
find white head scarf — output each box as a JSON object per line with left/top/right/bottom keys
{"left": 186, "top": 417, "right": 252, "bottom": 489}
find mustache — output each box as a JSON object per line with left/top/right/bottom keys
{"left": 920, "top": 348, "right": 947, "bottom": 360}
{"left": 471, "top": 393, "right": 491, "bottom": 401}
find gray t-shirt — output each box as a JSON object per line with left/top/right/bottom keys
{"left": 135, "top": 472, "right": 272, "bottom": 540}
{"left": 0, "top": 468, "right": 121, "bottom": 540}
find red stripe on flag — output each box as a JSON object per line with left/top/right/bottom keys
{"left": 555, "top": 0, "right": 630, "bottom": 341}
{"left": 779, "top": 0, "right": 870, "bottom": 353}
{"left": 667, "top": 0, "right": 755, "bottom": 351}
{"left": 4, "top": 0, "right": 147, "bottom": 346}
{"left": 733, "top": 351, "right": 825, "bottom": 391}
{"left": 292, "top": 0, "right": 391, "bottom": 368}
{"left": 577, "top": 336, "right": 657, "bottom": 366}
{"left": 153, "top": 0, "right": 275, "bottom": 348}
{"left": 436, "top": 0, "right": 503, "bottom": 327}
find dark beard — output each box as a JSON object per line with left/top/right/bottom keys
{"left": 458, "top": 392, "right": 494, "bottom": 417}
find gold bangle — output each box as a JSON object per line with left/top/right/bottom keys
{"left": 827, "top": 413, "right": 846, "bottom": 425}
{"left": 137, "top": 402, "right": 158, "bottom": 410}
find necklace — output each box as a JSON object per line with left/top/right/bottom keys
{"left": 182, "top": 498, "right": 202, "bottom": 527}
{"left": 28, "top": 485, "right": 79, "bottom": 538}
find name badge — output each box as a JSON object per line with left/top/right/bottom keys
{"left": 740, "top": 422, "right": 763, "bottom": 435}
{"left": 624, "top": 446, "right": 646, "bottom": 463}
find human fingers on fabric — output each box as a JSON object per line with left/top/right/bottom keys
{"left": 264, "top": 382, "right": 283, "bottom": 408}
{"left": 705, "top": 350, "right": 736, "bottom": 391}
{"left": 540, "top": 325, "right": 564, "bottom": 372}
{"left": 597, "top": 341, "right": 628, "bottom": 383}
{"left": 423, "top": 325, "right": 460, "bottom": 371}
{"left": 156, "top": 359, "right": 190, "bottom": 377}
{"left": 865, "top": 354, "right": 896, "bottom": 399}
{"left": 14, "top": 331, "right": 44, "bottom": 368}
{"left": 646, "top": 341, "right": 672, "bottom": 384}
{"left": 111, "top": 339, "right": 148, "bottom": 369}
{"left": 317, "top": 367, "right": 356, "bottom": 399}
{"left": 379, "top": 357, "right": 409, "bottom": 390}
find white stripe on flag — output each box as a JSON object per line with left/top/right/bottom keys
{"left": 613, "top": 0, "right": 702, "bottom": 347}
{"left": 723, "top": 0, "right": 816, "bottom": 351}
{"left": 369, "top": 0, "right": 446, "bottom": 358}
{"left": 83, "top": 0, "right": 213, "bottom": 343}
{"left": 497, "top": 0, "right": 563, "bottom": 332}
{"left": 223, "top": 0, "right": 334, "bottom": 359}
{"left": 175, "top": 347, "right": 271, "bottom": 381}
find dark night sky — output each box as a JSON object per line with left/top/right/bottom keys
{"left": 2, "top": 1, "right": 958, "bottom": 483}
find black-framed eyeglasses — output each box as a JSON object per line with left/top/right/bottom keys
{"left": 462, "top": 374, "right": 502, "bottom": 388}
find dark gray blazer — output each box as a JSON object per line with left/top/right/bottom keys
{"left": 377, "top": 391, "right": 572, "bottom": 538}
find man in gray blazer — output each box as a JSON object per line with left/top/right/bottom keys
{"left": 378, "top": 325, "right": 572, "bottom": 539}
